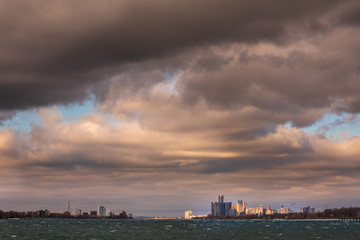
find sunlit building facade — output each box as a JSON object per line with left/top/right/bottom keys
{"left": 236, "top": 200, "right": 247, "bottom": 215}
{"left": 256, "top": 204, "right": 264, "bottom": 215}
{"left": 246, "top": 208, "right": 256, "bottom": 215}
{"left": 280, "top": 206, "right": 290, "bottom": 214}
{"left": 266, "top": 205, "right": 277, "bottom": 215}
{"left": 185, "top": 210, "right": 194, "bottom": 219}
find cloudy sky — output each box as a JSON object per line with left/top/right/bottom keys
{"left": 1, "top": 0, "right": 360, "bottom": 217}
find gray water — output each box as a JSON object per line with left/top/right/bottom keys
{"left": 0, "top": 219, "right": 359, "bottom": 239}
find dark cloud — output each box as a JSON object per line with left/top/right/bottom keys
{"left": 177, "top": 28, "right": 360, "bottom": 126}
{"left": 333, "top": 0, "right": 360, "bottom": 26}
{"left": 224, "top": 125, "right": 277, "bottom": 141}
{"left": 0, "top": 0, "right": 347, "bottom": 111}
{"left": 185, "top": 155, "right": 308, "bottom": 174}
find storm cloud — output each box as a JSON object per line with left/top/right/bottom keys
{"left": 0, "top": 0, "right": 350, "bottom": 110}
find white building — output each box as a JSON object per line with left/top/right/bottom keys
{"left": 185, "top": 210, "right": 194, "bottom": 219}
{"left": 280, "top": 206, "right": 290, "bottom": 214}
{"left": 76, "top": 208, "right": 82, "bottom": 216}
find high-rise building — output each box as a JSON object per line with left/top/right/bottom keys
{"left": 236, "top": 200, "right": 243, "bottom": 215}
{"left": 98, "top": 206, "right": 107, "bottom": 216}
{"left": 236, "top": 200, "right": 247, "bottom": 215}
{"left": 224, "top": 202, "right": 232, "bottom": 216}
{"left": 211, "top": 195, "right": 232, "bottom": 217}
{"left": 211, "top": 202, "right": 220, "bottom": 216}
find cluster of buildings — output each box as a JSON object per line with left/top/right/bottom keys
{"left": 69, "top": 205, "right": 131, "bottom": 218}
{"left": 205, "top": 195, "right": 314, "bottom": 217}
{"left": 71, "top": 205, "right": 111, "bottom": 217}
{"left": 63, "top": 202, "right": 113, "bottom": 217}
{"left": 0, "top": 208, "right": 131, "bottom": 219}
{"left": 26, "top": 209, "right": 51, "bottom": 217}
{"left": 301, "top": 206, "right": 315, "bottom": 214}
{"left": 0, "top": 202, "right": 132, "bottom": 219}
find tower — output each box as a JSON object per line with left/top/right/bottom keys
{"left": 211, "top": 195, "right": 231, "bottom": 217}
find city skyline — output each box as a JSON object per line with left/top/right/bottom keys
{"left": 1, "top": 195, "right": 356, "bottom": 218}
{"left": 1, "top": 0, "right": 360, "bottom": 217}
{"left": 0, "top": 197, "right": 339, "bottom": 218}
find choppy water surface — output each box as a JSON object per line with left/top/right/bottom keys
{"left": 0, "top": 219, "right": 359, "bottom": 240}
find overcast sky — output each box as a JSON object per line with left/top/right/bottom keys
{"left": 1, "top": 0, "right": 360, "bottom": 217}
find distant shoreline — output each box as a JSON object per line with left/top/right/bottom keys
{"left": 197, "top": 207, "right": 360, "bottom": 221}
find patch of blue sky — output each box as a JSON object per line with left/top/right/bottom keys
{"left": 61, "top": 99, "right": 120, "bottom": 125}
{"left": 60, "top": 97, "right": 95, "bottom": 123}
{"left": 1, "top": 97, "right": 121, "bottom": 131}
{"left": 164, "top": 69, "right": 181, "bottom": 92}
{"left": 0, "top": 109, "right": 41, "bottom": 132}
{"left": 284, "top": 121, "right": 293, "bottom": 128}
{"left": 301, "top": 112, "right": 360, "bottom": 141}
{"left": 61, "top": 94, "right": 121, "bottom": 125}
{"left": 0, "top": 96, "right": 97, "bottom": 131}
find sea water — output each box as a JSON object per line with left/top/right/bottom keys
{"left": 0, "top": 219, "right": 359, "bottom": 239}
